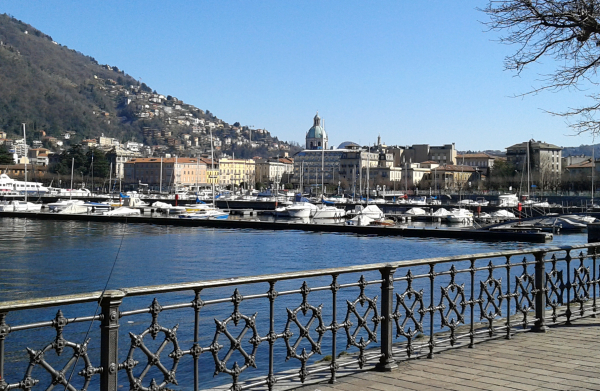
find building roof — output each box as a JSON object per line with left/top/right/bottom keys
{"left": 456, "top": 153, "right": 496, "bottom": 159}
{"left": 127, "top": 157, "right": 205, "bottom": 164}
{"left": 338, "top": 141, "right": 360, "bottom": 149}
{"left": 434, "top": 164, "right": 477, "bottom": 172}
{"left": 506, "top": 140, "right": 562, "bottom": 151}
{"left": 566, "top": 159, "right": 593, "bottom": 169}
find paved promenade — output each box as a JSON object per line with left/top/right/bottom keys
{"left": 293, "top": 317, "right": 600, "bottom": 391}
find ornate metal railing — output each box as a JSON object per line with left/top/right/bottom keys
{"left": 0, "top": 243, "right": 599, "bottom": 391}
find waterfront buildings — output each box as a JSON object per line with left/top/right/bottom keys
{"left": 218, "top": 158, "right": 256, "bottom": 189}
{"left": 106, "top": 147, "right": 142, "bottom": 179}
{"left": 123, "top": 157, "right": 214, "bottom": 191}
{"left": 506, "top": 140, "right": 563, "bottom": 189}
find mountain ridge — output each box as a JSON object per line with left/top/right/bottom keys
{"left": 0, "top": 13, "right": 298, "bottom": 158}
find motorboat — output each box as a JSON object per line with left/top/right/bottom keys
{"left": 179, "top": 209, "right": 229, "bottom": 220}
{"left": 446, "top": 208, "right": 474, "bottom": 224}
{"left": 352, "top": 204, "right": 384, "bottom": 219}
{"left": 313, "top": 203, "right": 346, "bottom": 219}
{"left": 286, "top": 194, "right": 317, "bottom": 218}
{"left": 406, "top": 207, "right": 427, "bottom": 216}
{"left": 58, "top": 201, "right": 89, "bottom": 214}
{"left": 345, "top": 214, "right": 374, "bottom": 226}
{"left": 409, "top": 196, "right": 428, "bottom": 205}
{"left": 47, "top": 199, "right": 87, "bottom": 213}
{"left": 0, "top": 174, "right": 49, "bottom": 195}
{"left": 286, "top": 202, "right": 317, "bottom": 218}
{"left": 491, "top": 209, "right": 516, "bottom": 219}
{"left": 103, "top": 207, "right": 141, "bottom": 216}
{"left": 0, "top": 200, "right": 42, "bottom": 212}
{"left": 498, "top": 194, "right": 519, "bottom": 207}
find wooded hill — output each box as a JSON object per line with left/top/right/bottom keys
{"left": 0, "top": 14, "right": 297, "bottom": 157}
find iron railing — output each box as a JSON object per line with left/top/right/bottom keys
{"left": 0, "top": 243, "right": 599, "bottom": 390}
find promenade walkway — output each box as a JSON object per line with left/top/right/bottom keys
{"left": 293, "top": 317, "right": 600, "bottom": 391}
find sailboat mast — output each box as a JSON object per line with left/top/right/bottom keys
{"left": 210, "top": 128, "right": 215, "bottom": 204}
{"left": 321, "top": 119, "right": 325, "bottom": 200}
{"left": 366, "top": 150, "right": 370, "bottom": 205}
{"left": 526, "top": 140, "right": 530, "bottom": 197}
{"left": 593, "top": 144, "right": 595, "bottom": 205}
{"left": 159, "top": 157, "right": 163, "bottom": 194}
{"left": 109, "top": 162, "right": 112, "bottom": 196}
{"left": 300, "top": 160, "right": 304, "bottom": 194}
{"left": 22, "top": 123, "right": 27, "bottom": 203}
{"left": 70, "top": 158, "right": 74, "bottom": 200}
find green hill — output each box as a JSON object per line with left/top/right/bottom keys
{"left": 0, "top": 14, "right": 298, "bottom": 157}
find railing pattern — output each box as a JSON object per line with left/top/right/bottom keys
{"left": 0, "top": 243, "right": 598, "bottom": 391}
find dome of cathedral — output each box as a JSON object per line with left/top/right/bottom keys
{"left": 306, "top": 113, "right": 326, "bottom": 139}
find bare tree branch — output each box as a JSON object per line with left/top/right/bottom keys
{"left": 482, "top": 0, "right": 600, "bottom": 135}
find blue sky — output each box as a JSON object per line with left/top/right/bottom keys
{"left": 2, "top": 1, "right": 595, "bottom": 151}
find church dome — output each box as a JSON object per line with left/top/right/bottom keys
{"left": 306, "top": 112, "right": 326, "bottom": 139}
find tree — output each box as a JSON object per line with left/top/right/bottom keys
{"left": 482, "top": 1, "right": 600, "bottom": 135}
{"left": 0, "top": 145, "right": 14, "bottom": 164}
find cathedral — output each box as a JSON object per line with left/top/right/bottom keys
{"left": 305, "top": 112, "right": 328, "bottom": 150}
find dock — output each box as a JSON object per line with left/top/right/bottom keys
{"left": 0, "top": 211, "right": 553, "bottom": 242}
{"left": 292, "top": 316, "right": 600, "bottom": 391}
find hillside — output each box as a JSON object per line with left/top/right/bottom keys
{"left": 0, "top": 14, "right": 298, "bottom": 158}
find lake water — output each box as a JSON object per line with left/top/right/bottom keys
{"left": 0, "top": 217, "right": 589, "bottom": 389}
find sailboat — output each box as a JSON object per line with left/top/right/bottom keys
{"left": 313, "top": 123, "right": 346, "bottom": 219}
{"left": 179, "top": 129, "right": 228, "bottom": 220}
{"left": 346, "top": 147, "right": 384, "bottom": 226}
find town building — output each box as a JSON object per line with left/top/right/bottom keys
{"left": 506, "top": 140, "right": 563, "bottom": 189}
{"left": 255, "top": 159, "right": 287, "bottom": 186}
{"left": 106, "top": 147, "right": 143, "bottom": 179}
{"left": 389, "top": 144, "right": 457, "bottom": 166}
{"left": 218, "top": 158, "right": 256, "bottom": 189}
{"left": 456, "top": 153, "right": 496, "bottom": 172}
{"left": 123, "top": 157, "right": 211, "bottom": 191}
{"left": 430, "top": 164, "right": 479, "bottom": 191}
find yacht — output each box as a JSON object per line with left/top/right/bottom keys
{"left": 286, "top": 194, "right": 317, "bottom": 218}
{"left": 0, "top": 174, "right": 48, "bottom": 195}
{"left": 312, "top": 203, "right": 346, "bottom": 219}
{"left": 498, "top": 194, "right": 519, "bottom": 207}
{"left": 0, "top": 200, "right": 42, "bottom": 212}
{"left": 446, "top": 208, "right": 474, "bottom": 224}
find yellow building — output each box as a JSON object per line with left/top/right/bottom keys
{"left": 124, "top": 157, "right": 216, "bottom": 191}
{"left": 219, "top": 158, "right": 256, "bottom": 188}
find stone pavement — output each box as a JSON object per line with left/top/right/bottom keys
{"left": 292, "top": 317, "right": 600, "bottom": 391}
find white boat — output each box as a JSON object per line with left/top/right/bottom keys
{"left": 432, "top": 208, "right": 451, "bottom": 217}
{"left": 286, "top": 202, "right": 317, "bottom": 218}
{"left": 47, "top": 199, "right": 86, "bottom": 213}
{"left": 273, "top": 206, "right": 289, "bottom": 217}
{"left": 353, "top": 204, "right": 384, "bottom": 219}
{"left": 103, "top": 207, "right": 141, "bottom": 216}
{"left": 491, "top": 209, "right": 516, "bottom": 219}
{"left": 409, "top": 196, "right": 428, "bottom": 205}
{"left": 498, "top": 194, "right": 519, "bottom": 207}
{"left": 345, "top": 214, "right": 374, "bottom": 226}
{"left": 313, "top": 204, "right": 346, "bottom": 219}
{"left": 179, "top": 209, "right": 229, "bottom": 220}
{"left": 406, "top": 207, "right": 427, "bottom": 215}
{"left": 0, "top": 200, "right": 42, "bottom": 212}
{"left": 49, "top": 188, "right": 91, "bottom": 197}
{"left": 58, "top": 201, "right": 89, "bottom": 214}
{"left": 0, "top": 173, "right": 48, "bottom": 195}
{"left": 447, "top": 208, "right": 474, "bottom": 224}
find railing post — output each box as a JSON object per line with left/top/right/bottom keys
{"left": 0, "top": 312, "right": 8, "bottom": 389}
{"left": 100, "top": 290, "right": 125, "bottom": 391}
{"left": 532, "top": 252, "right": 548, "bottom": 333}
{"left": 376, "top": 266, "right": 397, "bottom": 372}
